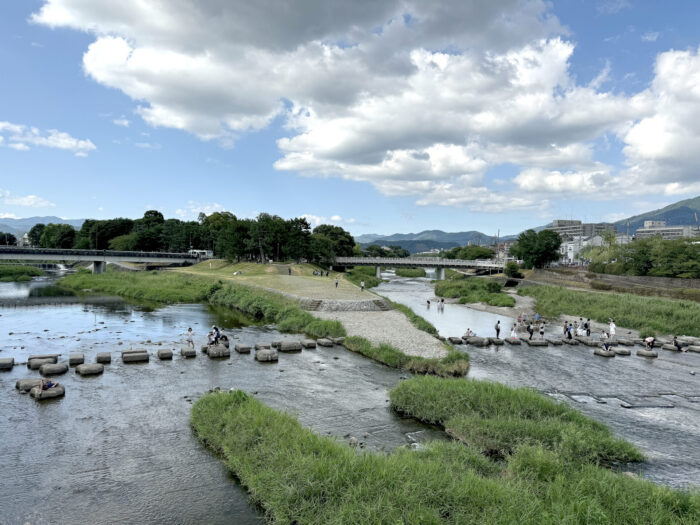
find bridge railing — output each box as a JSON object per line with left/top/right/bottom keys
{"left": 0, "top": 247, "right": 200, "bottom": 260}
{"left": 335, "top": 257, "right": 504, "bottom": 268}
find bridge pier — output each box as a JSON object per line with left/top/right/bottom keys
{"left": 376, "top": 266, "right": 381, "bottom": 279}
{"left": 436, "top": 268, "right": 445, "bottom": 280}
{"left": 92, "top": 261, "right": 106, "bottom": 274}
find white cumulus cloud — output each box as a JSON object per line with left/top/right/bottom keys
{"left": 0, "top": 120, "right": 96, "bottom": 156}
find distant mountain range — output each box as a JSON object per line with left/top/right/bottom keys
{"left": 357, "top": 195, "right": 700, "bottom": 253}
{"left": 0, "top": 216, "right": 85, "bottom": 236}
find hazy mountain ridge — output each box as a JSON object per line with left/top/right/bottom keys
{"left": 0, "top": 216, "right": 85, "bottom": 236}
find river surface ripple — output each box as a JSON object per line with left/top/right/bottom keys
{"left": 376, "top": 274, "right": 700, "bottom": 489}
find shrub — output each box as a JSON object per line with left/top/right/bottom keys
{"left": 504, "top": 261, "right": 524, "bottom": 279}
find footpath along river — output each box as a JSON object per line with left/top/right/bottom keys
{"left": 376, "top": 273, "right": 700, "bottom": 489}
{"left": 0, "top": 276, "right": 442, "bottom": 525}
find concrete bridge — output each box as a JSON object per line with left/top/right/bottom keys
{"left": 0, "top": 247, "right": 200, "bottom": 274}
{"left": 334, "top": 257, "right": 505, "bottom": 279}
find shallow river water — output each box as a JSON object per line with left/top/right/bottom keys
{"left": 0, "top": 277, "right": 441, "bottom": 524}
{"left": 376, "top": 274, "right": 700, "bottom": 489}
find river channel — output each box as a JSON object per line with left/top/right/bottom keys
{"left": 376, "top": 273, "right": 700, "bottom": 489}
{"left": 0, "top": 276, "right": 441, "bottom": 524}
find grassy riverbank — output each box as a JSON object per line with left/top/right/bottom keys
{"left": 519, "top": 285, "right": 700, "bottom": 337}
{"left": 192, "top": 389, "right": 698, "bottom": 524}
{"left": 344, "top": 336, "right": 468, "bottom": 377}
{"left": 435, "top": 276, "right": 515, "bottom": 307}
{"left": 394, "top": 267, "right": 426, "bottom": 278}
{"left": 344, "top": 266, "right": 381, "bottom": 289}
{"left": 0, "top": 264, "right": 45, "bottom": 282}
{"left": 59, "top": 270, "right": 345, "bottom": 338}
{"left": 384, "top": 298, "right": 438, "bottom": 336}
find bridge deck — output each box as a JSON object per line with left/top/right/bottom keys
{"left": 0, "top": 247, "right": 199, "bottom": 264}
{"left": 335, "top": 257, "right": 505, "bottom": 269}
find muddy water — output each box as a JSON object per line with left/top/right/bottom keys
{"left": 0, "top": 278, "right": 440, "bottom": 524}
{"left": 376, "top": 275, "right": 700, "bottom": 489}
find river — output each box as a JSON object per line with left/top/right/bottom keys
{"left": 0, "top": 275, "right": 441, "bottom": 524}
{"left": 376, "top": 272, "right": 700, "bottom": 489}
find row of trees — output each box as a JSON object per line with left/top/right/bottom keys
{"left": 1, "top": 232, "right": 18, "bottom": 245}
{"left": 442, "top": 245, "right": 495, "bottom": 260}
{"left": 583, "top": 237, "right": 700, "bottom": 278}
{"left": 26, "top": 211, "right": 357, "bottom": 265}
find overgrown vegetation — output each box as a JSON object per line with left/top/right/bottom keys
{"left": 0, "top": 264, "right": 45, "bottom": 282}
{"left": 504, "top": 261, "right": 524, "bottom": 278}
{"left": 510, "top": 229, "right": 562, "bottom": 269}
{"left": 343, "top": 336, "right": 468, "bottom": 377}
{"left": 435, "top": 276, "right": 515, "bottom": 307}
{"left": 584, "top": 236, "right": 700, "bottom": 279}
{"left": 191, "top": 389, "right": 698, "bottom": 524}
{"left": 384, "top": 298, "right": 438, "bottom": 335}
{"left": 394, "top": 267, "right": 426, "bottom": 278}
{"left": 59, "top": 270, "right": 345, "bottom": 338}
{"left": 344, "top": 266, "right": 381, "bottom": 288}
{"left": 520, "top": 284, "right": 700, "bottom": 337}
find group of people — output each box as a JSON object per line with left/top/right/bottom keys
{"left": 506, "top": 319, "right": 546, "bottom": 340}
{"left": 312, "top": 270, "right": 329, "bottom": 277}
{"left": 426, "top": 298, "right": 445, "bottom": 311}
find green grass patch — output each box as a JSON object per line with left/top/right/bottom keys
{"left": 343, "top": 336, "right": 468, "bottom": 377}
{"left": 384, "top": 298, "right": 438, "bottom": 336}
{"left": 435, "top": 277, "right": 515, "bottom": 307}
{"left": 192, "top": 390, "right": 699, "bottom": 524}
{"left": 389, "top": 376, "right": 642, "bottom": 466}
{"left": 0, "top": 264, "right": 45, "bottom": 281}
{"left": 344, "top": 266, "right": 381, "bottom": 289}
{"left": 519, "top": 285, "right": 700, "bottom": 337}
{"left": 394, "top": 267, "right": 426, "bottom": 278}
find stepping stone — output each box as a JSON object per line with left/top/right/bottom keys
{"left": 636, "top": 348, "right": 658, "bottom": 358}
{"left": 254, "top": 343, "right": 271, "bottom": 350}
{"left": 28, "top": 354, "right": 59, "bottom": 363}
{"left": 317, "top": 338, "right": 333, "bottom": 347}
{"left": 488, "top": 337, "right": 505, "bottom": 346}
{"left": 157, "top": 349, "right": 173, "bottom": 360}
{"left": 200, "top": 345, "right": 209, "bottom": 353}
{"left": 465, "top": 336, "right": 489, "bottom": 347}
{"left": 331, "top": 337, "right": 345, "bottom": 345}
{"left": 594, "top": 348, "right": 616, "bottom": 357}
{"left": 255, "top": 348, "right": 278, "bottom": 362}
{"left": 562, "top": 339, "right": 579, "bottom": 345}
{"left": 616, "top": 338, "right": 634, "bottom": 346}
{"left": 279, "top": 341, "right": 302, "bottom": 352}
{"left": 16, "top": 378, "right": 42, "bottom": 392}
{"left": 28, "top": 357, "right": 57, "bottom": 369}
{"left": 661, "top": 344, "right": 681, "bottom": 352}
{"left": 234, "top": 344, "right": 251, "bottom": 354}
{"left": 181, "top": 348, "right": 196, "bottom": 358}
{"left": 122, "top": 351, "right": 149, "bottom": 363}
{"left": 448, "top": 337, "right": 464, "bottom": 344}
{"left": 69, "top": 353, "right": 84, "bottom": 366}
{"left": 40, "top": 363, "right": 69, "bottom": 376}
{"left": 208, "top": 347, "right": 230, "bottom": 358}
{"left": 523, "top": 339, "right": 548, "bottom": 347}
{"left": 614, "top": 347, "right": 631, "bottom": 356}
{"left": 96, "top": 352, "right": 111, "bottom": 364}
{"left": 688, "top": 345, "right": 700, "bottom": 353}
{"left": 504, "top": 338, "right": 521, "bottom": 345}
{"left": 30, "top": 384, "right": 65, "bottom": 400}
{"left": 0, "top": 357, "right": 14, "bottom": 371}
{"left": 301, "top": 339, "right": 317, "bottom": 349}
{"left": 271, "top": 341, "right": 282, "bottom": 349}
{"left": 546, "top": 338, "right": 563, "bottom": 345}
{"left": 76, "top": 363, "right": 104, "bottom": 375}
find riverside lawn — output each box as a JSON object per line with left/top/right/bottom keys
{"left": 519, "top": 284, "right": 700, "bottom": 338}
{"left": 191, "top": 386, "right": 699, "bottom": 525}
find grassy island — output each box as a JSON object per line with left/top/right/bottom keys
{"left": 435, "top": 276, "right": 515, "bottom": 307}
{"left": 0, "top": 264, "right": 45, "bottom": 282}
{"left": 192, "top": 385, "right": 698, "bottom": 524}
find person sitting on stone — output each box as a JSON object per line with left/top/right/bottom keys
{"left": 672, "top": 336, "right": 686, "bottom": 352}
{"left": 40, "top": 378, "right": 58, "bottom": 391}
{"left": 602, "top": 341, "right": 612, "bottom": 352}
{"left": 207, "top": 331, "right": 215, "bottom": 346}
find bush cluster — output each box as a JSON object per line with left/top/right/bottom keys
{"left": 435, "top": 277, "right": 515, "bottom": 307}
{"left": 0, "top": 264, "right": 45, "bottom": 282}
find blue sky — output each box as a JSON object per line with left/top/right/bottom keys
{"left": 1, "top": 0, "right": 700, "bottom": 236}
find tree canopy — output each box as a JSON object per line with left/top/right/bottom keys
{"left": 510, "top": 229, "right": 562, "bottom": 268}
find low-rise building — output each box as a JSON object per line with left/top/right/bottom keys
{"left": 634, "top": 221, "right": 700, "bottom": 240}
{"left": 558, "top": 235, "right": 605, "bottom": 265}
{"left": 548, "top": 220, "right": 614, "bottom": 239}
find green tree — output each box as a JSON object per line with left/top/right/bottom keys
{"left": 511, "top": 229, "right": 562, "bottom": 268}
{"left": 39, "top": 224, "right": 76, "bottom": 248}
{"left": 309, "top": 233, "right": 335, "bottom": 265}
{"left": 283, "top": 217, "right": 311, "bottom": 262}
{"left": 312, "top": 224, "right": 355, "bottom": 257}
{"left": 504, "top": 261, "right": 523, "bottom": 278}
{"left": 1, "top": 232, "right": 17, "bottom": 245}
{"left": 27, "top": 224, "right": 45, "bottom": 246}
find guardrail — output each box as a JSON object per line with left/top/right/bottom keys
{"left": 0, "top": 247, "right": 199, "bottom": 260}
{"left": 335, "top": 257, "right": 504, "bottom": 268}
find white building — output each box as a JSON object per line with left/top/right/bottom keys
{"left": 558, "top": 235, "right": 605, "bottom": 265}
{"left": 634, "top": 221, "right": 700, "bottom": 240}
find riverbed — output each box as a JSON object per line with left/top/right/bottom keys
{"left": 0, "top": 276, "right": 440, "bottom": 524}
{"left": 376, "top": 274, "right": 700, "bottom": 489}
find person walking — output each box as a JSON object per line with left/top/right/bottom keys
{"left": 360, "top": 280, "right": 365, "bottom": 291}
{"left": 334, "top": 277, "right": 339, "bottom": 288}
{"left": 495, "top": 320, "right": 501, "bottom": 338}
{"left": 510, "top": 323, "right": 518, "bottom": 339}
{"left": 288, "top": 267, "right": 292, "bottom": 275}
{"left": 567, "top": 323, "right": 573, "bottom": 340}
{"left": 609, "top": 319, "right": 616, "bottom": 341}
{"left": 585, "top": 319, "right": 590, "bottom": 337}
{"left": 539, "top": 321, "right": 545, "bottom": 340}
{"left": 527, "top": 322, "right": 534, "bottom": 340}
{"left": 185, "top": 327, "right": 195, "bottom": 349}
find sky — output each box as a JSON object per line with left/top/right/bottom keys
{"left": 1, "top": 0, "right": 700, "bottom": 237}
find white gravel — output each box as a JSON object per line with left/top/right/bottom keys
{"left": 312, "top": 310, "right": 447, "bottom": 359}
